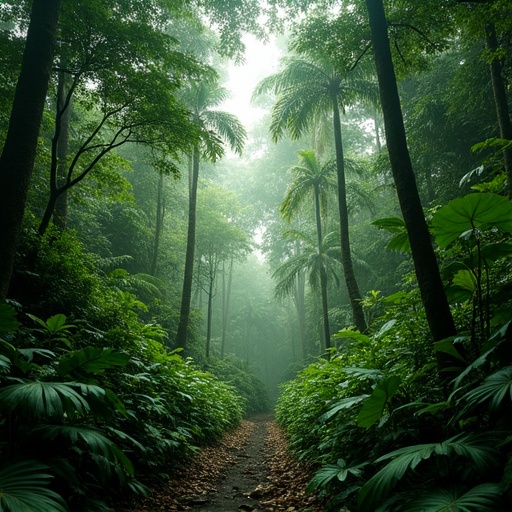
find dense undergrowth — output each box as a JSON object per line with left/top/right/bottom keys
{"left": 0, "top": 223, "right": 268, "bottom": 512}
{"left": 276, "top": 193, "right": 512, "bottom": 511}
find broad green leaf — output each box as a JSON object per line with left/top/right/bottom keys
{"left": 0, "top": 302, "right": 20, "bottom": 333}
{"left": 357, "top": 375, "right": 401, "bottom": 428}
{"left": 320, "top": 395, "right": 368, "bottom": 421}
{"left": 385, "top": 231, "right": 411, "bottom": 253}
{"left": 0, "top": 381, "right": 90, "bottom": 418}
{"left": 461, "top": 366, "right": 512, "bottom": 412}
{"left": 332, "top": 330, "right": 371, "bottom": 344}
{"left": 371, "top": 217, "right": 405, "bottom": 233}
{"left": 0, "top": 460, "right": 68, "bottom": 512}
{"left": 432, "top": 193, "right": 512, "bottom": 248}
{"left": 452, "top": 269, "right": 478, "bottom": 294}
{"left": 358, "top": 433, "right": 500, "bottom": 512}
{"left": 406, "top": 483, "right": 504, "bottom": 511}
{"left": 58, "top": 347, "right": 130, "bottom": 377}
{"left": 434, "top": 338, "right": 466, "bottom": 362}
{"left": 372, "top": 218, "right": 410, "bottom": 252}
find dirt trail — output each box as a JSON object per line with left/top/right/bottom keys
{"left": 122, "top": 414, "right": 321, "bottom": 512}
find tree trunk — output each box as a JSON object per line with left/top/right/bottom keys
{"left": 0, "top": 0, "right": 61, "bottom": 299}
{"left": 206, "top": 274, "right": 214, "bottom": 358}
{"left": 365, "top": 0, "right": 457, "bottom": 349}
{"left": 320, "top": 266, "right": 331, "bottom": 350}
{"left": 176, "top": 146, "right": 200, "bottom": 350}
{"left": 293, "top": 270, "right": 307, "bottom": 360}
{"left": 150, "top": 172, "right": 165, "bottom": 276}
{"left": 314, "top": 184, "right": 331, "bottom": 349}
{"left": 332, "top": 96, "right": 368, "bottom": 333}
{"left": 221, "top": 256, "right": 234, "bottom": 358}
{"left": 484, "top": 23, "right": 512, "bottom": 192}
{"left": 53, "top": 67, "right": 71, "bottom": 229}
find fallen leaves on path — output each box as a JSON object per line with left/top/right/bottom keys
{"left": 116, "top": 417, "right": 323, "bottom": 512}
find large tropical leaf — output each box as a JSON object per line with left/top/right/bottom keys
{"left": 404, "top": 483, "right": 504, "bottom": 511}
{"left": 431, "top": 193, "right": 512, "bottom": 248}
{"left": 0, "top": 460, "right": 68, "bottom": 512}
{"left": 357, "top": 375, "right": 401, "bottom": 428}
{"left": 0, "top": 380, "right": 90, "bottom": 418}
{"left": 461, "top": 366, "right": 512, "bottom": 412}
{"left": 358, "top": 433, "right": 501, "bottom": 512}
{"left": 34, "top": 425, "right": 134, "bottom": 477}
{"left": 57, "top": 347, "right": 130, "bottom": 378}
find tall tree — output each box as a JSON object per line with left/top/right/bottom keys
{"left": 38, "top": 1, "right": 200, "bottom": 236}
{"left": 364, "top": 0, "right": 457, "bottom": 350}
{"left": 255, "top": 58, "right": 369, "bottom": 332}
{"left": 176, "top": 82, "right": 246, "bottom": 351}
{"left": 0, "top": 0, "right": 61, "bottom": 300}
{"left": 281, "top": 149, "right": 336, "bottom": 349}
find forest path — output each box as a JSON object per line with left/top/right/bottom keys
{"left": 121, "top": 414, "right": 321, "bottom": 512}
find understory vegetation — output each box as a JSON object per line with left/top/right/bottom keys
{"left": 0, "top": 226, "right": 267, "bottom": 511}
{"left": 276, "top": 193, "right": 512, "bottom": 511}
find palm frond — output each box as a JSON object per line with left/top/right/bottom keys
{"left": 404, "top": 483, "right": 504, "bottom": 511}
{"left": 0, "top": 460, "right": 68, "bottom": 512}
{"left": 460, "top": 366, "right": 512, "bottom": 413}
{"left": 358, "top": 433, "right": 502, "bottom": 512}
{"left": 202, "top": 110, "right": 246, "bottom": 157}
{"left": 34, "top": 425, "right": 134, "bottom": 477}
{"left": 0, "top": 381, "right": 90, "bottom": 419}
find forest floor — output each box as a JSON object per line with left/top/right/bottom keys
{"left": 117, "top": 414, "right": 324, "bottom": 512}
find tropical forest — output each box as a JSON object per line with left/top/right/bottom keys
{"left": 1, "top": 0, "right": 512, "bottom": 511}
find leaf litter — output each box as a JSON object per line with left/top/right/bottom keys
{"left": 117, "top": 414, "right": 323, "bottom": 511}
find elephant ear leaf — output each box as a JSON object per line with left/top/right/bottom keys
{"left": 58, "top": 347, "right": 130, "bottom": 378}
{"left": 431, "top": 193, "right": 512, "bottom": 248}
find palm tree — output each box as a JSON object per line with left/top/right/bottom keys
{"left": 280, "top": 149, "right": 336, "bottom": 349}
{"left": 175, "top": 81, "right": 246, "bottom": 351}
{"left": 273, "top": 229, "right": 341, "bottom": 351}
{"left": 255, "top": 57, "right": 369, "bottom": 333}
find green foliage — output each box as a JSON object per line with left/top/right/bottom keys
{"left": 0, "top": 461, "right": 68, "bottom": 512}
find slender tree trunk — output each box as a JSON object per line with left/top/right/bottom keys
{"left": 484, "top": 23, "right": 512, "bottom": 192}
{"left": 54, "top": 68, "right": 71, "bottom": 229}
{"left": 374, "top": 108, "right": 382, "bottom": 153}
{"left": 365, "top": 0, "right": 457, "bottom": 350}
{"left": 331, "top": 96, "right": 368, "bottom": 333}
{"left": 206, "top": 274, "right": 214, "bottom": 358}
{"left": 176, "top": 146, "right": 200, "bottom": 350}
{"left": 314, "top": 185, "right": 331, "bottom": 349}
{"left": 221, "top": 256, "right": 234, "bottom": 358}
{"left": 150, "top": 172, "right": 165, "bottom": 276}
{"left": 0, "top": 0, "right": 61, "bottom": 299}
{"left": 320, "top": 266, "right": 331, "bottom": 350}
{"left": 293, "top": 270, "right": 307, "bottom": 360}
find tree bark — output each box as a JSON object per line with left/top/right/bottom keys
{"left": 176, "top": 145, "right": 200, "bottom": 350}
{"left": 365, "top": 0, "right": 457, "bottom": 348}
{"left": 53, "top": 67, "right": 71, "bottom": 230}
{"left": 221, "top": 256, "right": 234, "bottom": 358}
{"left": 150, "top": 172, "right": 165, "bottom": 276}
{"left": 484, "top": 23, "right": 512, "bottom": 192}
{"left": 0, "top": 0, "right": 61, "bottom": 299}
{"left": 332, "top": 96, "right": 368, "bottom": 333}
